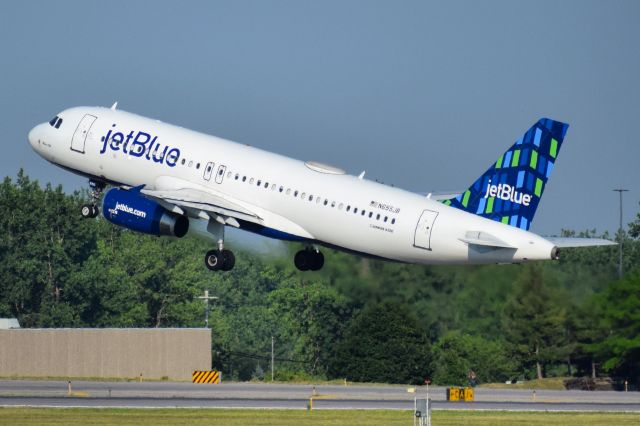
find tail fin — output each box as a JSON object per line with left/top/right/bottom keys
{"left": 443, "top": 118, "right": 569, "bottom": 231}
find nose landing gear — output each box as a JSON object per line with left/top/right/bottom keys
{"left": 294, "top": 248, "right": 324, "bottom": 271}
{"left": 81, "top": 180, "right": 105, "bottom": 219}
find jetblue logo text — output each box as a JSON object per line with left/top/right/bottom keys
{"left": 113, "top": 202, "right": 147, "bottom": 218}
{"left": 100, "top": 124, "right": 180, "bottom": 167}
{"left": 483, "top": 180, "right": 532, "bottom": 206}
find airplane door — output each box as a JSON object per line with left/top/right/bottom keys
{"left": 215, "top": 165, "right": 226, "bottom": 184}
{"left": 414, "top": 209, "right": 438, "bottom": 250}
{"left": 203, "top": 162, "right": 215, "bottom": 181}
{"left": 70, "top": 114, "right": 97, "bottom": 153}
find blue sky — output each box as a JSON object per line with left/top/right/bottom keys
{"left": 1, "top": 0, "right": 638, "bottom": 236}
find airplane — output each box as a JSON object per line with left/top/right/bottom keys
{"left": 27, "top": 103, "right": 614, "bottom": 272}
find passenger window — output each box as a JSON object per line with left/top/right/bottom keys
{"left": 279, "top": 186, "right": 284, "bottom": 192}
{"left": 286, "top": 189, "right": 291, "bottom": 195}
{"left": 391, "top": 218, "right": 396, "bottom": 224}
{"left": 324, "top": 199, "right": 328, "bottom": 206}
{"left": 264, "top": 182, "right": 269, "bottom": 188}
{"left": 242, "top": 176, "right": 247, "bottom": 182}
{"left": 181, "top": 159, "right": 186, "bottom": 165}
{"left": 316, "top": 197, "right": 321, "bottom": 204}
{"left": 376, "top": 214, "right": 380, "bottom": 220}
{"left": 207, "top": 165, "right": 213, "bottom": 172}
{"left": 384, "top": 216, "right": 388, "bottom": 222}
{"left": 219, "top": 169, "right": 224, "bottom": 176}
{"left": 235, "top": 174, "right": 239, "bottom": 180}
{"left": 271, "top": 184, "right": 276, "bottom": 191}
{"left": 331, "top": 201, "right": 336, "bottom": 208}
{"left": 309, "top": 195, "right": 313, "bottom": 201}
{"left": 301, "top": 192, "right": 306, "bottom": 199}
{"left": 188, "top": 161, "right": 193, "bottom": 167}
{"left": 354, "top": 208, "right": 358, "bottom": 214}
{"left": 294, "top": 190, "right": 299, "bottom": 197}
{"left": 227, "top": 171, "right": 232, "bottom": 178}
{"left": 250, "top": 178, "right": 254, "bottom": 184}
{"left": 257, "top": 180, "right": 261, "bottom": 186}
{"left": 369, "top": 212, "right": 373, "bottom": 218}
{"left": 196, "top": 163, "right": 201, "bottom": 169}
{"left": 346, "top": 205, "right": 351, "bottom": 212}
{"left": 361, "top": 210, "right": 365, "bottom": 216}
{"left": 338, "top": 203, "right": 344, "bottom": 210}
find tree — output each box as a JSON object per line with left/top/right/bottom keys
{"left": 329, "top": 301, "right": 431, "bottom": 384}
{"left": 502, "top": 264, "right": 569, "bottom": 379}
{"left": 431, "top": 330, "right": 516, "bottom": 385}
{"left": 588, "top": 271, "right": 640, "bottom": 383}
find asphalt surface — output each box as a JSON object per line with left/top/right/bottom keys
{"left": 0, "top": 380, "right": 639, "bottom": 411}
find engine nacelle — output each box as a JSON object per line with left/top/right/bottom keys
{"left": 102, "top": 187, "right": 189, "bottom": 237}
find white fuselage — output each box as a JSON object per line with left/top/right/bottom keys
{"left": 28, "top": 106, "right": 556, "bottom": 264}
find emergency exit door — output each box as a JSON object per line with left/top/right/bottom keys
{"left": 414, "top": 210, "right": 438, "bottom": 250}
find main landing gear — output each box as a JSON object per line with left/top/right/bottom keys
{"left": 81, "top": 180, "right": 105, "bottom": 219}
{"left": 294, "top": 248, "right": 324, "bottom": 271}
{"left": 204, "top": 249, "right": 235, "bottom": 272}
{"left": 204, "top": 221, "right": 235, "bottom": 272}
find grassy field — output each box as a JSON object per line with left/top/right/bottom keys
{"left": 1, "top": 408, "right": 639, "bottom": 425}
{"left": 480, "top": 377, "right": 567, "bottom": 390}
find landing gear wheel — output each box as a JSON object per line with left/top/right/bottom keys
{"left": 205, "top": 250, "right": 222, "bottom": 271}
{"left": 294, "top": 250, "right": 310, "bottom": 271}
{"left": 294, "top": 249, "right": 324, "bottom": 271}
{"left": 221, "top": 250, "right": 235, "bottom": 271}
{"left": 310, "top": 251, "right": 324, "bottom": 271}
{"left": 205, "top": 249, "right": 236, "bottom": 271}
{"left": 81, "top": 204, "right": 98, "bottom": 219}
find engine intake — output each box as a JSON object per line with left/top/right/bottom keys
{"left": 102, "top": 187, "right": 189, "bottom": 237}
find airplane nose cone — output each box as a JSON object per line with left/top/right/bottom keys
{"left": 28, "top": 124, "right": 40, "bottom": 149}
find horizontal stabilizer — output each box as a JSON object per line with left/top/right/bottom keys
{"left": 459, "top": 231, "right": 515, "bottom": 249}
{"left": 544, "top": 237, "right": 617, "bottom": 248}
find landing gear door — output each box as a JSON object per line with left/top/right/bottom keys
{"left": 203, "top": 162, "right": 215, "bottom": 181}
{"left": 71, "top": 114, "right": 97, "bottom": 153}
{"left": 414, "top": 209, "right": 438, "bottom": 250}
{"left": 215, "top": 165, "right": 226, "bottom": 184}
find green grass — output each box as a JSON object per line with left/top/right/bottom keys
{"left": 480, "top": 377, "right": 567, "bottom": 390}
{"left": 0, "top": 408, "right": 638, "bottom": 425}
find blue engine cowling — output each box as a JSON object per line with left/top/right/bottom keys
{"left": 102, "top": 186, "right": 189, "bottom": 237}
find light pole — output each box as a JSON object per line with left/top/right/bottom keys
{"left": 196, "top": 290, "right": 218, "bottom": 328}
{"left": 613, "top": 189, "right": 629, "bottom": 278}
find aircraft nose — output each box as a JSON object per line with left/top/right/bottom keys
{"left": 28, "top": 124, "right": 42, "bottom": 149}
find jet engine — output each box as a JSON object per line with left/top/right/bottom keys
{"left": 102, "top": 187, "right": 189, "bottom": 237}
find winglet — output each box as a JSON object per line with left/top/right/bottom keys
{"left": 110, "top": 101, "right": 118, "bottom": 110}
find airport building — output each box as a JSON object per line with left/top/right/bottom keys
{"left": 0, "top": 327, "right": 211, "bottom": 380}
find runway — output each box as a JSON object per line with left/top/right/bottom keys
{"left": 1, "top": 380, "right": 639, "bottom": 412}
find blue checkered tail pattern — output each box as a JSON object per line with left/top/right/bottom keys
{"left": 443, "top": 118, "right": 569, "bottom": 231}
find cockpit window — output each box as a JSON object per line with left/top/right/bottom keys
{"left": 48, "top": 116, "right": 63, "bottom": 128}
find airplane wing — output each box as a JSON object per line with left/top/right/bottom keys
{"left": 140, "top": 176, "right": 263, "bottom": 227}
{"left": 544, "top": 237, "right": 617, "bottom": 248}
{"left": 137, "top": 176, "right": 315, "bottom": 240}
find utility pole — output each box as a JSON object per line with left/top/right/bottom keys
{"left": 195, "top": 290, "right": 218, "bottom": 328}
{"left": 271, "top": 336, "right": 275, "bottom": 382}
{"left": 613, "top": 189, "right": 629, "bottom": 278}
